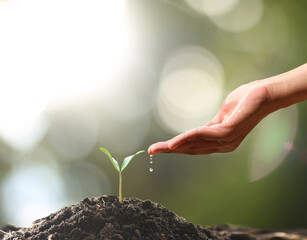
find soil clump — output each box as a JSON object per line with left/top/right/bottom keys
{"left": 1, "top": 196, "right": 306, "bottom": 240}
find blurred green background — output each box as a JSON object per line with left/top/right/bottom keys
{"left": 0, "top": 0, "right": 307, "bottom": 229}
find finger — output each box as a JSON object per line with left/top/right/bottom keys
{"left": 169, "top": 139, "right": 237, "bottom": 155}
{"left": 171, "top": 145, "right": 221, "bottom": 155}
{"left": 168, "top": 139, "right": 218, "bottom": 154}
{"left": 148, "top": 141, "right": 171, "bottom": 155}
{"left": 168, "top": 125, "right": 231, "bottom": 150}
{"left": 206, "top": 112, "right": 221, "bottom": 126}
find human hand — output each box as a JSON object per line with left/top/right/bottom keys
{"left": 148, "top": 80, "right": 274, "bottom": 155}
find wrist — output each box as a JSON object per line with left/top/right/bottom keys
{"left": 262, "top": 77, "right": 286, "bottom": 111}
{"left": 262, "top": 63, "right": 307, "bottom": 111}
{"left": 250, "top": 79, "right": 280, "bottom": 115}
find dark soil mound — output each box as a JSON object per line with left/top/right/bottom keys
{"left": 1, "top": 196, "right": 307, "bottom": 240}
{"left": 0, "top": 196, "right": 222, "bottom": 240}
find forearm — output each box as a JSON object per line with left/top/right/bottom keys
{"left": 264, "top": 63, "right": 307, "bottom": 110}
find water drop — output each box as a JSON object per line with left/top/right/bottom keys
{"left": 149, "top": 155, "right": 154, "bottom": 172}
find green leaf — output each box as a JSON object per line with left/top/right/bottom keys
{"left": 100, "top": 147, "right": 120, "bottom": 172}
{"left": 121, "top": 150, "right": 145, "bottom": 172}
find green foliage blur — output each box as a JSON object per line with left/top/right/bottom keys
{"left": 0, "top": 0, "right": 307, "bottom": 229}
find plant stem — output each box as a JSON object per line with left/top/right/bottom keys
{"left": 119, "top": 171, "right": 122, "bottom": 202}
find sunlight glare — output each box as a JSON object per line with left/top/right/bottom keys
{"left": 210, "top": 0, "right": 263, "bottom": 32}
{"left": 1, "top": 163, "right": 65, "bottom": 227}
{"left": 156, "top": 46, "right": 224, "bottom": 134}
{"left": 185, "top": 0, "right": 239, "bottom": 16}
{"left": 249, "top": 105, "right": 298, "bottom": 181}
{"left": 0, "top": 0, "right": 128, "bottom": 150}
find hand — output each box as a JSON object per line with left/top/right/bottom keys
{"left": 148, "top": 80, "right": 273, "bottom": 155}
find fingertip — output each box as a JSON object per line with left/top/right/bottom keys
{"left": 147, "top": 145, "right": 155, "bottom": 155}
{"left": 148, "top": 141, "right": 173, "bottom": 155}
{"left": 148, "top": 143, "right": 165, "bottom": 155}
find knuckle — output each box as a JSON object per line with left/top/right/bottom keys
{"left": 196, "top": 127, "right": 201, "bottom": 135}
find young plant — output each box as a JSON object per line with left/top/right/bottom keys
{"left": 100, "top": 147, "right": 145, "bottom": 202}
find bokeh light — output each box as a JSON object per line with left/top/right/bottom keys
{"left": 185, "top": 0, "right": 239, "bottom": 17}
{"left": 156, "top": 46, "right": 224, "bottom": 134}
{"left": 1, "top": 162, "right": 65, "bottom": 227}
{"left": 0, "top": 112, "right": 49, "bottom": 151}
{"left": 0, "top": 0, "right": 128, "bottom": 150}
{"left": 249, "top": 105, "right": 298, "bottom": 181}
{"left": 99, "top": 56, "right": 158, "bottom": 120}
{"left": 233, "top": 3, "right": 289, "bottom": 55}
{"left": 0, "top": 147, "right": 111, "bottom": 227}
{"left": 184, "top": 0, "right": 263, "bottom": 32}
{"left": 0, "top": 0, "right": 307, "bottom": 230}
{"left": 210, "top": 0, "right": 263, "bottom": 32}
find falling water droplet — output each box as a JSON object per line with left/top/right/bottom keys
{"left": 149, "top": 155, "right": 154, "bottom": 172}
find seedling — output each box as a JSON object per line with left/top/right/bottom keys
{"left": 100, "top": 147, "right": 145, "bottom": 202}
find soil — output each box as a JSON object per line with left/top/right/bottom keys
{"left": 1, "top": 196, "right": 307, "bottom": 240}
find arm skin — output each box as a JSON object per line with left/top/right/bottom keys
{"left": 148, "top": 63, "right": 307, "bottom": 155}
